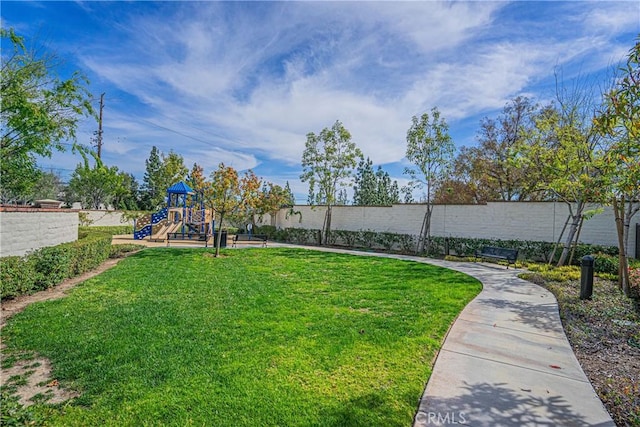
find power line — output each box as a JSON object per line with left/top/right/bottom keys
{"left": 140, "top": 118, "right": 227, "bottom": 149}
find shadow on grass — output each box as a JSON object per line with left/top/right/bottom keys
{"left": 317, "top": 390, "right": 417, "bottom": 427}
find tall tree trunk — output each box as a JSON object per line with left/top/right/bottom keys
{"left": 623, "top": 199, "right": 640, "bottom": 260}
{"left": 416, "top": 203, "right": 433, "bottom": 254}
{"left": 568, "top": 216, "right": 584, "bottom": 265}
{"left": 215, "top": 212, "right": 224, "bottom": 257}
{"left": 322, "top": 205, "right": 332, "bottom": 246}
{"left": 549, "top": 214, "right": 571, "bottom": 265}
{"left": 557, "top": 201, "right": 585, "bottom": 267}
{"left": 613, "top": 197, "right": 630, "bottom": 296}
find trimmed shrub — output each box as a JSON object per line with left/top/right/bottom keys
{"left": 31, "top": 245, "right": 74, "bottom": 290}
{"left": 277, "top": 228, "right": 319, "bottom": 245}
{"left": 398, "top": 234, "right": 416, "bottom": 254}
{"left": 254, "top": 225, "right": 277, "bottom": 239}
{"left": 266, "top": 226, "right": 619, "bottom": 268}
{"left": 325, "top": 230, "right": 339, "bottom": 246}
{"left": 375, "top": 232, "right": 400, "bottom": 251}
{"left": 0, "top": 256, "right": 38, "bottom": 299}
{"left": 80, "top": 225, "right": 133, "bottom": 236}
{"left": 0, "top": 230, "right": 112, "bottom": 300}
{"left": 571, "top": 244, "right": 618, "bottom": 262}
{"left": 69, "top": 232, "right": 112, "bottom": 275}
{"left": 358, "top": 230, "right": 377, "bottom": 249}
{"left": 593, "top": 253, "right": 619, "bottom": 276}
{"left": 332, "top": 230, "right": 359, "bottom": 247}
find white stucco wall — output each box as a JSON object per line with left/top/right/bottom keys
{"left": 81, "top": 210, "right": 134, "bottom": 227}
{"left": 260, "top": 202, "right": 639, "bottom": 257}
{"left": 0, "top": 209, "right": 79, "bottom": 257}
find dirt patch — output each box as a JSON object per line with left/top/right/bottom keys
{"left": 0, "top": 351, "right": 80, "bottom": 406}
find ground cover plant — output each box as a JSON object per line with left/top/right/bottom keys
{"left": 521, "top": 265, "right": 640, "bottom": 426}
{"left": 1, "top": 248, "right": 481, "bottom": 426}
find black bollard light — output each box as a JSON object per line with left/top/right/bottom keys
{"left": 580, "top": 255, "right": 595, "bottom": 300}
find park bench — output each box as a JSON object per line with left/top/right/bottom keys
{"left": 166, "top": 232, "right": 209, "bottom": 247}
{"left": 232, "top": 234, "right": 268, "bottom": 248}
{"left": 475, "top": 246, "right": 518, "bottom": 268}
{"left": 167, "top": 232, "right": 207, "bottom": 241}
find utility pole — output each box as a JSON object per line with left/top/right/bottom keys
{"left": 96, "top": 92, "right": 105, "bottom": 159}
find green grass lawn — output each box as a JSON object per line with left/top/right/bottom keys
{"left": 1, "top": 248, "right": 481, "bottom": 426}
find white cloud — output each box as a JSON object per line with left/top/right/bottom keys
{"left": 580, "top": 2, "right": 640, "bottom": 35}
{"left": 47, "top": 0, "right": 637, "bottom": 189}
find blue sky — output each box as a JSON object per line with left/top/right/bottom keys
{"left": 2, "top": 1, "right": 639, "bottom": 203}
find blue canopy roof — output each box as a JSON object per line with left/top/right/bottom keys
{"left": 166, "top": 181, "right": 194, "bottom": 195}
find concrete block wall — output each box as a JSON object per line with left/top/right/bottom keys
{"left": 0, "top": 209, "right": 79, "bottom": 257}
{"left": 82, "top": 210, "right": 133, "bottom": 227}
{"left": 259, "top": 202, "right": 638, "bottom": 257}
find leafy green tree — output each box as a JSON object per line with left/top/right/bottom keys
{"left": 433, "top": 178, "right": 479, "bottom": 204}
{"left": 112, "top": 172, "right": 140, "bottom": 211}
{"left": 69, "top": 152, "right": 123, "bottom": 209}
{"left": 0, "top": 155, "right": 41, "bottom": 204}
{"left": 353, "top": 157, "right": 377, "bottom": 205}
{"left": 31, "top": 170, "right": 65, "bottom": 201}
{"left": 376, "top": 166, "right": 400, "bottom": 205}
{"left": 186, "top": 162, "right": 209, "bottom": 208}
{"left": 522, "top": 89, "right": 608, "bottom": 266}
{"left": 301, "top": 120, "right": 362, "bottom": 244}
{"left": 187, "top": 163, "right": 207, "bottom": 192}
{"left": 336, "top": 188, "right": 349, "bottom": 205}
{"left": 141, "top": 146, "right": 163, "bottom": 210}
{"left": 404, "top": 107, "right": 455, "bottom": 253}
{"left": 456, "top": 97, "right": 540, "bottom": 202}
{"left": 161, "top": 150, "right": 188, "bottom": 189}
{"left": 353, "top": 157, "right": 400, "bottom": 205}
{"left": 284, "top": 181, "right": 296, "bottom": 206}
{"left": 256, "top": 182, "right": 292, "bottom": 226}
{"left": 401, "top": 185, "right": 415, "bottom": 204}
{"left": 595, "top": 36, "right": 640, "bottom": 296}
{"left": 206, "top": 164, "right": 262, "bottom": 256}
{"left": 0, "top": 28, "right": 94, "bottom": 202}
{"left": 141, "top": 147, "right": 187, "bottom": 210}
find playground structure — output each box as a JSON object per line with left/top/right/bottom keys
{"left": 133, "top": 181, "right": 215, "bottom": 245}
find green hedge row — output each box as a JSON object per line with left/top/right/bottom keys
{"left": 1, "top": 231, "right": 112, "bottom": 300}
{"left": 80, "top": 225, "right": 133, "bottom": 236}
{"left": 266, "top": 227, "right": 620, "bottom": 273}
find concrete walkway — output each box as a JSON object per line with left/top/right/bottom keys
{"left": 411, "top": 259, "right": 614, "bottom": 427}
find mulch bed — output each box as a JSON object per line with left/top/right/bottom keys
{"left": 528, "top": 275, "right": 640, "bottom": 426}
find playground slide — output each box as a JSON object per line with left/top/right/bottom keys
{"left": 165, "top": 222, "right": 182, "bottom": 238}
{"left": 133, "top": 207, "right": 168, "bottom": 240}
{"left": 150, "top": 222, "right": 181, "bottom": 241}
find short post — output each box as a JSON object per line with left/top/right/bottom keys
{"left": 580, "top": 255, "right": 594, "bottom": 300}
{"left": 444, "top": 237, "right": 450, "bottom": 256}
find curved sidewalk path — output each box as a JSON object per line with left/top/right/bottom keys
{"left": 272, "top": 244, "right": 614, "bottom": 427}
{"left": 411, "top": 259, "right": 614, "bottom": 427}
